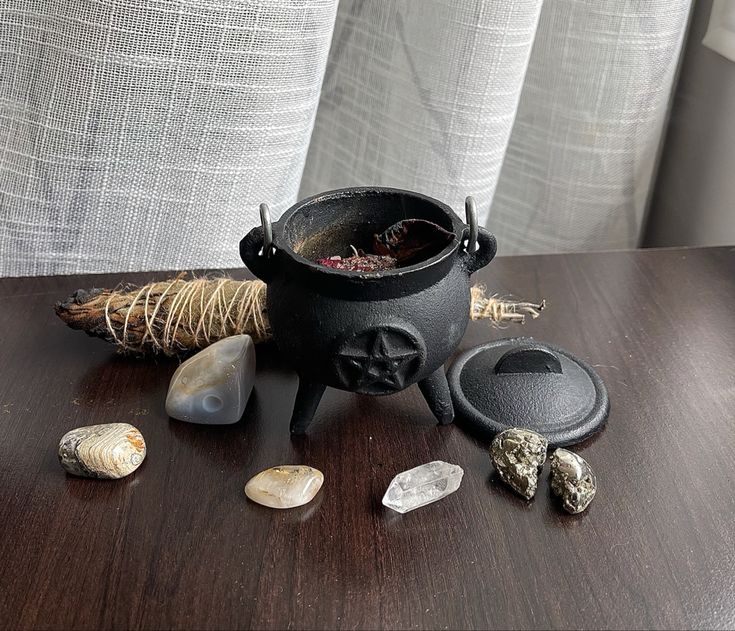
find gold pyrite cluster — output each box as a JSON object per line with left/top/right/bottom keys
{"left": 490, "top": 428, "right": 596, "bottom": 514}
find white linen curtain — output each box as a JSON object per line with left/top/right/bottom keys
{"left": 299, "top": 0, "right": 544, "bottom": 224}
{"left": 491, "top": 0, "right": 693, "bottom": 254}
{"left": 0, "top": 0, "right": 692, "bottom": 276}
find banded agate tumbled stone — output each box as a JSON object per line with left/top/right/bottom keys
{"left": 58, "top": 423, "right": 146, "bottom": 479}
{"left": 166, "top": 335, "right": 256, "bottom": 425}
{"left": 244, "top": 465, "right": 324, "bottom": 509}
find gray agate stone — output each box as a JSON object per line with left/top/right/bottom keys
{"left": 549, "top": 448, "right": 597, "bottom": 514}
{"left": 166, "top": 335, "right": 255, "bottom": 425}
{"left": 490, "top": 428, "right": 548, "bottom": 499}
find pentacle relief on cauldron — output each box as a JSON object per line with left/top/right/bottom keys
{"left": 335, "top": 326, "right": 426, "bottom": 395}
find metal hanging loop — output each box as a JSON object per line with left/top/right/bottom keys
{"left": 464, "top": 195, "right": 478, "bottom": 253}
{"left": 259, "top": 202, "right": 274, "bottom": 257}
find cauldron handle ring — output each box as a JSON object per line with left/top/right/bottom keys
{"left": 258, "top": 202, "right": 275, "bottom": 257}
{"left": 464, "top": 196, "right": 479, "bottom": 253}
{"left": 240, "top": 204, "right": 278, "bottom": 283}
{"left": 460, "top": 196, "right": 497, "bottom": 275}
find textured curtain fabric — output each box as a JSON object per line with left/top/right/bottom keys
{"left": 0, "top": 0, "right": 692, "bottom": 276}
{"left": 0, "top": 0, "right": 338, "bottom": 276}
{"left": 299, "top": 0, "right": 544, "bottom": 226}
{"left": 491, "top": 0, "right": 692, "bottom": 254}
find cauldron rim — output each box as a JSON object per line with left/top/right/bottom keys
{"left": 273, "top": 186, "right": 468, "bottom": 281}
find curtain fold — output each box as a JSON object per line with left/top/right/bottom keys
{"left": 490, "top": 0, "right": 692, "bottom": 254}
{"left": 299, "top": 0, "right": 544, "bottom": 226}
{"left": 0, "top": 0, "right": 694, "bottom": 275}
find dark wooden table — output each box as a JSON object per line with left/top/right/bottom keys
{"left": 1, "top": 246, "right": 734, "bottom": 630}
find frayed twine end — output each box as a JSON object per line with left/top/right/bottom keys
{"left": 470, "top": 285, "right": 545, "bottom": 325}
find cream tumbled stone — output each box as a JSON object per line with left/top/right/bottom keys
{"left": 166, "top": 334, "right": 256, "bottom": 425}
{"left": 244, "top": 465, "right": 324, "bottom": 509}
{"left": 58, "top": 423, "right": 146, "bottom": 479}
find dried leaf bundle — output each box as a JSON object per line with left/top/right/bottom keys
{"left": 55, "top": 275, "right": 543, "bottom": 357}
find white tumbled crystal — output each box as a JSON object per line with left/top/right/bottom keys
{"left": 166, "top": 334, "right": 255, "bottom": 425}
{"left": 382, "top": 460, "right": 464, "bottom": 514}
{"left": 244, "top": 465, "right": 324, "bottom": 509}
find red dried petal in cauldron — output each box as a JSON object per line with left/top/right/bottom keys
{"left": 316, "top": 254, "right": 397, "bottom": 272}
{"left": 372, "top": 219, "right": 454, "bottom": 264}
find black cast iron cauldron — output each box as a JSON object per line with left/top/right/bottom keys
{"left": 240, "top": 187, "right": 497, "bottom": 434}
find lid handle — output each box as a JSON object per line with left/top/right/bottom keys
{"left": 495, "top": 346, "right": 562, "bottom": 375}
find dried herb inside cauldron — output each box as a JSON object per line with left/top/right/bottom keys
{"left": 315, "top": 219, "right": 454, "bottom": 271}
{"left": 373, "top": 219, "right": 454, "bottom": 265}
{"left": 317, "top": 254, "right": 397, "bottom": 272}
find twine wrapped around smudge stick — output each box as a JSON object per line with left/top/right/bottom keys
{"left": 54, "top": 274, "right": 544, "bottom": 357}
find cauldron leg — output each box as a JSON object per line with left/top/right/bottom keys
{"left": 290, "top": 379, "right": 327, "bottom": 435}
{"left": 418, "top": 368, "right": 454, "bottom": 425}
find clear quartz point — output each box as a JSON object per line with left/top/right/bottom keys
{"left": 382, "top": 460, "right": 464, "bottom": 513}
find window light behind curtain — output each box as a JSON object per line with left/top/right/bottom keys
{"left": 0, "top": 0, "right": 692, "bottom": 276}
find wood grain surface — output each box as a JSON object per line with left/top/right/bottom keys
{"left": 0, "top": 246, "right": 733, "bottom": 630}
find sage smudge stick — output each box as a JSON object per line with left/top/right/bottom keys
{"left": 55, "top": 274, "right": 544, "bottom": 357}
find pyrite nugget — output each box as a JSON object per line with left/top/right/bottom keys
{"left": 549, "top": 449, "right": 596, "bottom": 514}
{"left": 490, "top": 428, "right": 548, "bottom": 499}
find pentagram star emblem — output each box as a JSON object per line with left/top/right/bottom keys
{"left": 336, "top": 327, "right": 424, "bottom": 394}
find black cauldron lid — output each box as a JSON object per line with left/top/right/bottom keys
{"left": 447, "top": 337, "right": 609, "bottom": 447}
